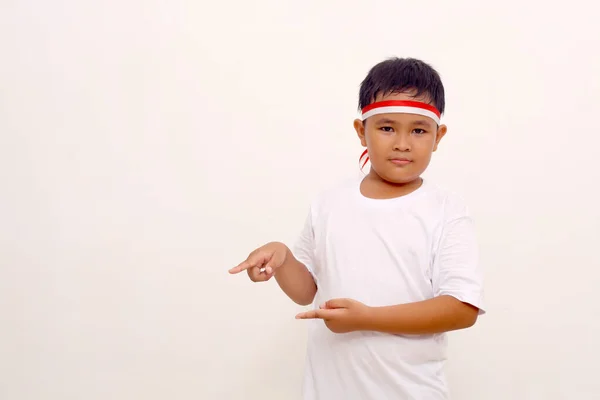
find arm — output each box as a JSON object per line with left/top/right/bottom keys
{"left": 274, "top": 245, "right": 317, "bottom": 306}
{"left": 296, "top": 296, "right": 479, "bottom": 334}
{"left": 229, "top": 241, "right": 317, "bottom": 306}
{"left": 277, "top": 206, "right": 319, "bottom": 306}
{"left": 368, "top": 201, "right": 484, "bottom": 334}
{"left": 365, "top": 295, "right": 479, "bottom": 334}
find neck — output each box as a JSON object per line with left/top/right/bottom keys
{"left": 361, "top": 171, "right": 423, "bottom": 199}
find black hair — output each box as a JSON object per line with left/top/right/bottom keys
{"left": 358, "top": 57, "right": 445, "bottom": 115}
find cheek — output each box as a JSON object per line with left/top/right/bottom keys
{"left": 365, "top": 132, "right": 390, "bottom": 150}
{"left": 415, "top": 136, "right": 436, "bottom": 150}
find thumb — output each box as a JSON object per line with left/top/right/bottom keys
{"left": 322, "top": 298, "right": 352, "bottom": 309}
{"left": 263, "top": 248, "right": 285, "bottom": 275}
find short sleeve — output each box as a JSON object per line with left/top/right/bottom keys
{"left": 292, "top": 207, "right": 318, "bottom": 284}
{"left": 432, "top": 202, "right": 485, "bottom": 315}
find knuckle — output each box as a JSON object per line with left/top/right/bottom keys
{"left": 249, "top": 246, "right": 263, "bottom": 256}
{"left": 249, "top": 249, "right": 266, "bottom": 261}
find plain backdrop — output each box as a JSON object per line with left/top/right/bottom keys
{"left": 1, "top": 1, "right": 599, "bottom": 399}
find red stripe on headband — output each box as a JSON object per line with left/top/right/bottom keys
{"left": 361, "top": 100, "right": 441, "bottom": 118}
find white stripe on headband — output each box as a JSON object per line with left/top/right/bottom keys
{"left": 361, "top": 100, "right": 441, "bottom": 125}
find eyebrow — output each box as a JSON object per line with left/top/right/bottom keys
{"left": 374, "top": 118, "right": 434, "bottom": 128}
{"left": 412, "top": 120, "right": 435, "bottom": 127}
{"left": 374, "top": 118, "right": 397, "bottom": 125}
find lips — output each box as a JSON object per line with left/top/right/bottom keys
{"left": 390, "top": 158, "right": 412, "bottom": 165}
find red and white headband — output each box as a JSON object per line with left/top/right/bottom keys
{"left": 361, "top": 100, "right": 441, "bottom": 125}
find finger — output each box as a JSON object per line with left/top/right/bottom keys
{"left": 248, "top": 266, "right": 268, "bottom": 282}
{"left": 249, "top": 264, "right": 276, "bottom": 282}
{"left": 263, "top": 268, "right": 275, "bottom": 280}
{"left": 229, "top": 253, "right": 268, "bottom": 274}
{"left": 295, "top": 310, "right": 321, "bottom": 319}
{"left": 322, "top": 298, "right": 351, "bottom": 309}
{"left": 229, "top": 260, "right": 252, "bottom": 274}
{"left": 263, "top": 250, "right": 284, "bottom": 275}
{"left": 261, "top": 265, "right": 277, "bottom": 276}
{"left": 295, "top": 309, "right": 336, "bottom": 320}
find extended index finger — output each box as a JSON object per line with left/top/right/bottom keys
{"left": 228, "top": 252, "right": 267, "bottom": 274}
{"left": 295, "top": 310, "right": 320, "bottom": 319}
{"left": 228, "top": 260, "right": 253, "bottom": 274}
{"left": 295, "top": 309, "right": 335, "bottom": 320}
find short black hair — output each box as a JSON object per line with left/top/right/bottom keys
{"left": 358, "top": 57, "right": 445, "bottom": 115}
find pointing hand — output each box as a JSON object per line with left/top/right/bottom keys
{"left": 229, "top": 242, "right": 289, "bottom": 282}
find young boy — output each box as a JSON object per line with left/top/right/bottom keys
{"left": 229, "top": 57, "right": 485, "bottom": 399}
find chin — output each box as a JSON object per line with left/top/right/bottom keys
{"left": 371, "top": 161, "right": 428, "bottom": 184}
{"left": 372, "top": 169, "right": 421, "bottom": 185}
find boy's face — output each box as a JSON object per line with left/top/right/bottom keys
{"left": 353, "top": 91, "right": 447, "bottom": 184}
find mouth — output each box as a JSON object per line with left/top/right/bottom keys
{"left": 389, "top": 158, "right": 412, "bottom": 166}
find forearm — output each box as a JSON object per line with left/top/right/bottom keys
{"left": 274, "top": 247, "right": 317, "bottom": 306}
{"left": 365, "top": 295, "right": 479, "bottom": 335}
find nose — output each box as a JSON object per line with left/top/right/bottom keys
{"left": 393, "top": 132, "right": 411, "bottom": 151}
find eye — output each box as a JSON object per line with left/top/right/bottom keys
{"left": 412, "top": 128, "right": 427, "bottom": 135}
{"left": 379, "top": 126, "right": 394, "bottom": 132}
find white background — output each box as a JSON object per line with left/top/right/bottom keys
{"left": 1, "top": 1, "right": 599, "bottom": 399}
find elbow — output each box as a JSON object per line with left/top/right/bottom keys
{"left": 463, "top": 314, "right": 478, "bottom": 328}
{"left": 294, "top": 289, "right": 317, "bottom": 306}
{"left": 294, "top": 293, "right": 316, "bottom": 306}
{"left": 459, "top": 306, "right": 479, "bottom": 329}
{"left": 452, "top": 301, "right": 479, "bottom": 330}
{"left": 450, "top": 314, "right": 477, "bottom": 332}
{"left": 294, "top": 282, "right": 317, "bottom": 306}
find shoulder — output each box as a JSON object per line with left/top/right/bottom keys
{"left": 422, "top": 180, "right": 473, "bottom": 222}
{"left": 307, "top": 177, "right": 360, "bottom": 215}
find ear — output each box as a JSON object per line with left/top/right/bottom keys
{"left": 433, "top": 124, "right": 447, "bottom": 152}
{"left": 354, "top": 118, "right": 367, "bottom": 147}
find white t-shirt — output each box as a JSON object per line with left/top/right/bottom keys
{"left": 292, "top": 177, "right": 485, "bottom": 400}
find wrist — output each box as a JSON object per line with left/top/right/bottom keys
{"left": 358, "top": 305, "right": 378, "bottom": 331}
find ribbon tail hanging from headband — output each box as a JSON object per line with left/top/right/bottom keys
{"left": 359, "top": 149, "right": 369, "bottom": 170}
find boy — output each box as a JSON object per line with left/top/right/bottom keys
{"left": 229, "top": 57, "right": 485, "bottom": 399}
